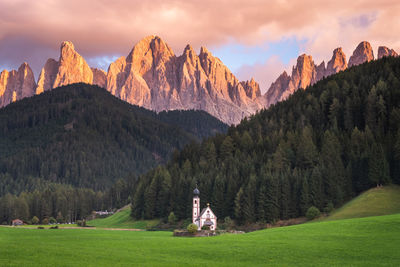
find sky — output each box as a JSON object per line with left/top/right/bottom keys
{"left": 0, "top": 0, "right": 399, "bottom": 93}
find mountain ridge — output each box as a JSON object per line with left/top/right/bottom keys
{"left": 0, "top": 37, "right": 398, "bottom": 124}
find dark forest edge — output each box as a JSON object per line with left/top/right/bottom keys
{"left": 0, "top": 84, "right": 228, "bottom": 224}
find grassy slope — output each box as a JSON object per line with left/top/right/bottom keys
{"left": 1, "top": 214, "right": 399, "bottom": 266}
{"left": 87, "top": 206, "right": 159, "bottom": 229}
{"left": 326, "top": 185, "right": 400, "bottom": 221}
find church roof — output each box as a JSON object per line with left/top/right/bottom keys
{"left": 199, "top": 204, "right": 217, "bottom": 218}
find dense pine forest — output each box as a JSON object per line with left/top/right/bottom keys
{"left": 0, "top": 84, "right": 228, "bottom": 224}
{"left": 131, "top": 57, "right": 400, "bottom": 224}
{"left": 0, "top": 83, "right": 227, "bottom": 194}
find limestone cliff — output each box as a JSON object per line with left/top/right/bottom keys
{"left": 36, "top": 41, "right": 93, "bottom": 94}
{"left": 0, "top": 63, "right": 36, "bottom": 107}
{"left": 348, "top": 41, "right": 374, "bottom": 67}
{"left": 378, "top": 46, "right": 398, "bottom": 59}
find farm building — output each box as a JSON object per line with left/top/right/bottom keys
{"left": 12, "top": 219, "right": 23, "bottom": 226}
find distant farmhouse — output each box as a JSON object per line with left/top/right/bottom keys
{"left": 192, "top": 187, "right": 217, "bottom": 230}
{"left": 12, "top": 219, "right": 23, "bottom": 226}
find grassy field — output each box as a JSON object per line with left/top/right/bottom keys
{"left": 87, "top": 205, "right": 159, "bottom": 229}
{"left": 326, "top": 185, "right": 400, "bottom": 221}
{"left": 1, "top": 213, "right": 399, "bottom": 266}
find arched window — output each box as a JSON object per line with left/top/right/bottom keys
{"left": 194, "top": 200, "right": 197, "bottom": 204}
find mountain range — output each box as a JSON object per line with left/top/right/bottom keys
{"left": 0, "top": 36, "right": 398, "bottom": 124}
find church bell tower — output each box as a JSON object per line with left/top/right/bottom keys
{"left": 192, "top": 187, "right": 200, "bottom": 227}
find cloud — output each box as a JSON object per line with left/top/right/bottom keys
{"left": 0, "top": 0, "right": 399, "bottom": 85}
{"left": 236, "top": 56, "right": 297, "bottom": 94}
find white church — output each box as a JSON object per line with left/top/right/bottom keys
{"left": 192, "top": 187, "right": 217, "bottom": 231}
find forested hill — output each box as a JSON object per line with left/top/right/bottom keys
{"left": 0, "top": 83, "right": 228, "bottom": 195}
{"left": 131, "top": 56, "right": 400, "bottom": 223}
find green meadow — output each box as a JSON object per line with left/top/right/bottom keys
{"left": 326, "top": 185, "right": 400, "bottom": 221}
{"left": 87, "top": 206, "right": 159, "bottom": 229}
{"left": 1, "top": 213, "right": 400, "bottom": 266}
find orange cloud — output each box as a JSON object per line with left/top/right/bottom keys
{"left": 0, "top": 0, "right": 399, "bottom": 80}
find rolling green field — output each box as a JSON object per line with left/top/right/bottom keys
{"left": 326, "top": 185, "right": 400, "bottom": 221}
{"left": 87, "top": 206, "right": 159, "bottom": 229}
{"left": 1, "top": 213, "right": 399, "bottom": 266}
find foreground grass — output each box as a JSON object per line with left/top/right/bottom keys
{"left": 1, "top": 214, "right": 399, "bottom": 266}
{"left": 327, "top": 185, "right": 400, "bottom": 221}
{"left": 87, "top": 206, "right": 159, "bottom": 229}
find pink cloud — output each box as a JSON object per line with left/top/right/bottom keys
{"left": 236, "top": 56, "right": 289, "bottom": 94}
{"left": 0, "top": 0, "right": 399, "bottom": 83}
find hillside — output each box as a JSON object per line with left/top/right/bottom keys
{"left": 1, "top": 214, "right": 400, "bottom": 266}
{"left": 0, "top": 83, "right": 227, "bottom": 195}
{"left": 326, "top": 185, "right": 400, "bottom": 221}
{"left": 131, "top": 56, "right": 400, "bottom": 222}
{"left": 87, "top": 205, "right": 159, "bottom": 229}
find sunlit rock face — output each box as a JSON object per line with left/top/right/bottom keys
{"left": 348, "top": 41, "right": 374, "bottom": 67}
{"left": 36, "top": 41, "right": 93, "bottom": 94}
{"left": 265, "top": 54, "right": 319, "bottom": 106}
{"left": 0, "top": 63, "right": 36, "bottom": 107}
{"left": 326, "top": 48, "right": 347, "bottom": 76}
{"left": 105, "top": 36, "right": 262, "bottom": 124}
{"left": 378, "top": 46, "right": 398, "bottom": 59}
{"left": 265, "top": 41, "right": 378, "bottom": 108}
{"left": 92, "top": 68, "right": 107, "bottom": 88}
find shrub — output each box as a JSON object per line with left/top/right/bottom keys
{"left": 2, "top": 221, "right": 8, "bottom": 225}
{"left": 42, "top": 218, "right": 49, "bottom": 225}
{"left": 49, "top": 217, "right": 57, "bottom": 224}
{"left": 50, "top": 226, "right": 59, "bottom": 229}
{"left": 32, "top": 216, "right": 39, "bottom": 225}
{"left": 37, "top": 226, "right": 44, "bottom": 229}
{"left": 306, "top": 206, "right": 321, "bottom": 220}
{"left": 187, "top": 223, "right": 198, "bottom": 234}
{"left": 168, "top": 212, "right": 176, "bottom": 225}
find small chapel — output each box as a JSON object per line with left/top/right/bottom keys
{"left": 192, "top": 187, "right": 217, "bottom": 231}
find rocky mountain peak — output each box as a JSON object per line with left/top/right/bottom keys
{"left": 240, "top": 78, "right": 261, "bottom": 100}
{"left": 378, "top": 46, "right": 398, "bottom": 59}
{"left": 291, "top": 54, "right": 317, "bottom": 89}
{"left": 326, "top": 47, "right": 347, "bottom": 76}
{"left": 0, "top": 63, "right": 36, "bottom": 107}
{"left": 36, "top": 41, "right": 93, "bottom": 94}
{"left": 348, "top": 41, "right": 374, "bottom": 67}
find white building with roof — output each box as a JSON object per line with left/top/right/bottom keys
{"left": 192, "top": 187, "right": 217, "bottom": 231}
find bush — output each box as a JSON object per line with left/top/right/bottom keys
{"left": 50, "top": 226, "right": 59, "bottom": 229}
{"left": 306, "top": 206, "right": 321, "bottom": 220}
{"left": 37, "top": 226, "right": 44, "bottom": 229}
{"left": 2, "top": 221, "right": 8, "bottom": 225}
{"left": 32, "top": 216, "right": 39, "bottom": 225}
{"left": 49, "top": 217, "right": 57, "bottom": 224}
{"left": 168, "top": 212, "right": 176, "bottom": 225}
{"left": 42, "top": 218, "right": 49, "bottom": 225}
{"left": 187, "top": 223, "right": 198, "bottom": 234}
